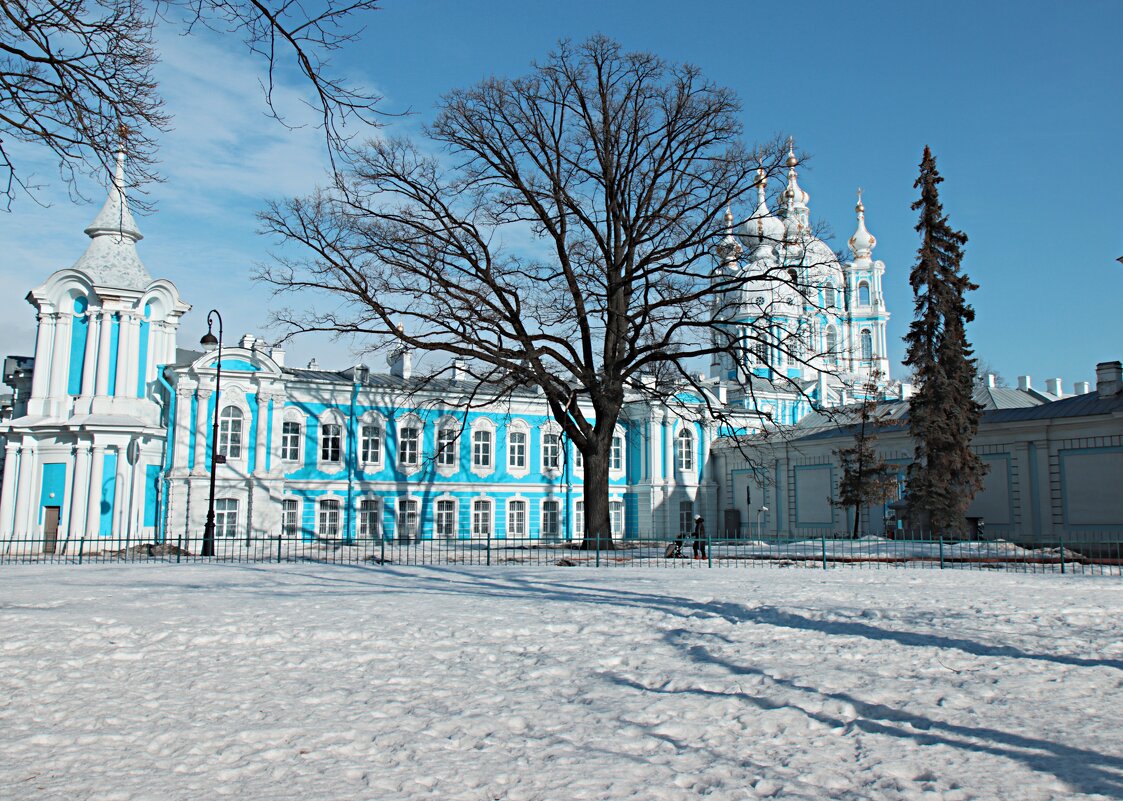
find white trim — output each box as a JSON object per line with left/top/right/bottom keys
{"left": 316, "top": 495, "right": 343, "bottom": 539}
{"left": 396, "top": 413, "right": 423, "bottom": 476}
{"left": 395, "top": 495, "right": 420, "bottom": 540}
{"left": 539, "top": 496, "right": 561, "bottom": 541}
{"left": 280, "top": 408, "right": 305, "bottom": 465}
{"left": 506, "top": 494, "right": 528, "bottom": 539}
{"left": 507, "top": 418, "right": 531, "bottom": 478}
{"left": 356, "top": 494, "right": 382, "bottom": 540}
{"left": 434, "top": 415, "right": 460, "bottom": 477}
{"left": 434, "top": 493, "right": 459, "bottom": 539}
{"left": 471, "top": 495, "right": 493, "bottom": 537}
{"left": 470, "top": 418, "right": 496, "bottom": 478}
{"left": 609, "top": 425, "right": 626, "bottom": 477}
{"left": 539, "top": 421, "right": 562, "bottom": 477}
{"left": 358, "top": 410, "right": 385, "bottom": 471}
{"left": 316, "top": 409, "right": 346, "bottom": 473}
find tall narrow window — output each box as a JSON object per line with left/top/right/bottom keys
{"left": 473, "top": 429, "right": 492, "bottom": 469}
{"left": 679, "top": 501, "right": 694, "bottom": 536}
{"left": 825, "top": 286, "right": 836, "bottom": 308}
{"left": 861, "top": 329, "right": 873, "bottom": 361}
{"left": 318, "top": 498, "right": 341, "bottom": 538}
{"left": 320, "top": 423, "right": 342, "bottom": 464}
{"left": 472, "top": 499, "right": 492, "bottom": 537}
{"left": 509, "top": 429, "right": 527, "bottom": 470}
{"left": 282, "top": 498, "right": 301, "bottom": 538}
{"left": 358, "top": 498, "right": 381, "bottom": 539}
{"left": 610, "top": 435, "right": 624, "bottom": 471}
{"left": 361, "top": 424, "right": 382, "bottom": 466}
{"left": 436, "top": 499, "right": 457, "bottom": 539}
{"left": 610, "top": 501, "right": 624, "bottom": 537}
{"left": 399, "top": 425, "right": 420, "bottom": 467}
{"left": 858, "top": 281, "right": 871, "bottom": 306}
{"left": 215, "top": 498, "right": 239, "bottom": 538}
{"left": 574, "top": 501, "right": 585, "bottom": 537}
{"left": 574, "top": 447, "right": 583, "bottom": 469}
{"left": 218, "top": 406, "right": 243, "bottom": 460}
{"left": 542, "top": 432, "right": 560, "bottom": 471}
{"left": 826, "top": 327, "right": 838, "bottom": 363}
{"left": 676, "top": 428, "right": 695, "bottom": 472}
{"left": 542, "top": 500, "right": 560, "bottom": 540}
{"left": 398, "top": 498, "right": 419, "bottom": 540}
{"left": 507, "top": 500, "right": 527, "bottom": 538}
{"left": 281, "top": 420, "right": 302, "bottom": 462}
{"left": 436, "top": 428, "right": 458, "bottom": 467}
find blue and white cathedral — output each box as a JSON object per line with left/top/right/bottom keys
{"left": 0, "top": 149, "right": 896, "bottom": 550}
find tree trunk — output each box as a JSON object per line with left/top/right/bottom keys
{"left": 580, "top": 447, "right": 615, "bottom": 551}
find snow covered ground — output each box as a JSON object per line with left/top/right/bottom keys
{"left": 1, "top": 564, "right": 1121, "bottom": 801}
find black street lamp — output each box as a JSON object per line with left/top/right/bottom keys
{"left": 200, "top": 309, "right": 223, "bottom": 557}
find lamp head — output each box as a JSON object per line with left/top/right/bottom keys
{"left": 200, "top": 330, "right": 219, "bottom": 351}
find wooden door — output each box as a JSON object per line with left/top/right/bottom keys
{"left": 43, "top": 506, "right": 60, "bottom": 554}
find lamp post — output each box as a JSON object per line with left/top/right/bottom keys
{"left": 756, "top": 506, "right": 768, "bottom": 540}
{"left": 199, "top": 310, "right": 223, "bottom": 557}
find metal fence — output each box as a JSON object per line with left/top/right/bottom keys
{"left": 2, "top": 531, "right": 1121, "bottom": 576}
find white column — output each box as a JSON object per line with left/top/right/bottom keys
{"left": 116, "top": 314, "right": 135, "bottom": 399}
{"left": 12, "top": 445, "right": 36, "bottom": 535}
{"left": 47, "top": 313, "right": 71, "bottom": 400}
{"left": 29, "top": 313, "right": 55, "bottom": 400}
{"left": 162, "top": 320, "right": 179, "bottom": 366}
{"left": 269, "top": 395, "right": 285, "bottom": 472}
{"left": 254, "top": 393, "right": 269, "bottom": 475}
{"left": 172, "top": 387, "right": 194, "bottom": 473}
{"left": 0, "top": 442, "right": 21, "bottom": 535}
{"left": 68, "top": 443, "right": 91, "bottom": 537}
{"left": 663, "top": 415, "right": 673, "bottom": 485}
{"left": 94, "top": 311, "right": 114, "bottom": 396}
{"left": 86, "top": 445, "right": 106, "bottom": 536}
{"left": 113, "top": 446, "right": 130, "bottom": 535}
{"left": 193, "top": 389, "right": 212, "bottom": 474}
{"left": 79, "top": 309, "right": 100, "bottom": 399}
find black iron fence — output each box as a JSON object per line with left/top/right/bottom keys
{"left": 2, "top": 531, "right": 1121, "bottom": 575}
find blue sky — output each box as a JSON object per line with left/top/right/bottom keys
{"left": 1, "top": 0, "right": 1120, "bottom": 391}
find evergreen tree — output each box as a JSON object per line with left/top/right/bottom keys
{"left": 832, "top": 373, "right": 899, "bottom": 536}
{"left": 903, "top": 147, "right": 987, "bottom": 536}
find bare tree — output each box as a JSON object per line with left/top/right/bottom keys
{"left": 0, "top": 0, "right": 381, "bottom": 208}
{"left": 259, "top": 36, "right": 834, "bottom": 549}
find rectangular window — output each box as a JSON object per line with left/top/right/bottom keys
{"left": 574, "top": 447, "right": 583, "bottom": 469}
{"left": 436, "top": 499, "right": 457, "bottom": 539}
{"left": 215, "top": 498, "right": 239, "bottom": 538}
{"left": 473, "top": 430, "right": 492, "bottom": 469}
{"left": 542, "top": 432, "right": 560, "bottom": 471}
{"left": 218, "top": 407, "right": 243, "bottom": 460}
{"left": 282, "top": 498, "right": 301, "bottom": 538}
{"left": 472, "top": 499, "right": 492, "bottom": 537}
{"left": 541, "top": 500, "right": 560, "bottom": 540}
{"left": 509, "top": 430, "right": 527, "bottom": 470}
{"left": 610, "top": 435, "right": 623, "bottom": 471}
{"left": 321, "top": 423, "right": 342, "bottom": 464}
{"left": 361, "top": 424, "right": 382, "bottom": 465}
{"left": 610, "top": 500, "right": 624, "bottom": 537}
{"left": 358, "top": 498, "right": 381, "bottom": 539}
{"left": 318, "top": 498, "right": 341, "bottom": 538}
{"left": 398, "top": 498, "right": 419, "bottom": 539}
{"left": 399, "top": 426, "right": 420, "bottom": 467}
{"left": 436, "top": 429, "right": 457, "bottom": 467}
{"left": 281, "top": 421, "right": 301, "bottom": 462}
{"left": 574, "top": 500, "right": 584, "bottom": 537}
{"left": 679, "top": 501, "right": 694, "bottom": 536}
{"left": 508, "top": 499, "right": 527, "bottom": 538}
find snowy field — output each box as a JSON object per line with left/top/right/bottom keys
{"left": 1, "top": 564, "right": 1121, "bottom": 801}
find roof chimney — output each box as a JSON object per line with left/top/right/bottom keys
{"left": 1017, "top": 375, "right": 1031, "bottom": 392}
{"left": 1095, "top": 361, "right": 1122, "bottom": 398}
{"left": 986, "top": 373, "right": 996, "bottom": 388}
{"left": 269, "top": 345, "right": 285, "bottom": 367}
{"left": 1045, "top": 378, "right": 1063, "bottom": 398}
{"left": 1073, "top": 380, "right": 1090, "bottom": 395}
{"left": 388, "top": 345, "right": 411, "bottom": 380}
{"left": 239, "top": 333, "right": 257, "bottom": 349}
{"left": 452, "top": 359, "right": 468, "bottom": 382}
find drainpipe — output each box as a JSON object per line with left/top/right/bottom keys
{"left": 155, "top": 366, "right": 176, "bottom": 544}
{"left": 345, "top": 379, "right": 358, "bottom": 543}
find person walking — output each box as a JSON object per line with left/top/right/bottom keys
{"left": 692, "top": 515, "right": 706, "bottom": 560}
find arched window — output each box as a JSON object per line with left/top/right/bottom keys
{"left": 676, "top": 427, "right": 695, "bottom": 472}
{"left": 542, "top": 430, "right": 561, "bottom": 472}
{"left": 826, "top": 327, "right": 838, "bottom": 364}
{"left": 861, "top": 329, "right": 873, "bottom": 361}
{"left": 473, "top": 428, "right": 492, "bottom": 469}
{"left": 858, "top": 281, "right": 871, "bottom": 306}
{"left": 281, "top": 418, "right": 302, "bottom": 462}
{"left": 218, "top": 406, "right": 243, "bottom": 459}
{"left": 435, "top": 425, "right": 458, "bottom": 469}
{"left": 360, "top": 418, "right": 383, "bottom": 467}
{"left": 825, "top": 286, "right": 836, "bottom": 308}
{"left": 507, "top": 421, "right": 529, "bottom": 474}
{"left": 320, "top": 419, "right": 342, "bottom": 464}
{"left": 398, "top": 419, "right": 421, "bottom": 468}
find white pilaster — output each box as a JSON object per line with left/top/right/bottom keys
{"left": 86, "top": 445, "right": 107, "bottom": 536}
{"left": 254, "top": 393, "right": 269, "bottom": 474}
{"left": 68, "top": 443, "right": 91, "bottom": 537}
{"left": 193, "top": 389, "right": 212, "bottom": 474}
{"left": 0, "top": 442, "right": 21, "bottom": 535}
{"left": 94, "top": 311, "right": 113, "bottom": 397}
{"left": 118, "top": 314, "right": 137, "bottom": 399}
{"left": 113, "top": 445, "right": 130, "bottom": 535}
{"left": 47, "top": 312, "right": 71, "bottom": 400}
{"left": 172, "top": 386, "right": 194, "bottom": 473}
{"left": 29, "top": 313, "right": 55, "bottom": 401}
{"left": 12, "top": 445, "right": 36, "bottom": 535}
{"left": 79, "top": 309, "right": 100, "bottom": 399}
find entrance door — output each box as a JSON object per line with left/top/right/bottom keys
{"left": 43, "top": 506, "right": 60, "bottom": 554}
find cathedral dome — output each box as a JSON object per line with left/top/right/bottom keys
{"left": 737, "top": 169, "right": 785, "bottom": 255}
{"left": 848, "top": 189, "right": 877, "bottom": 260}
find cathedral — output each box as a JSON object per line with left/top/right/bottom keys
{"left": 0, "top": 148, "right": 901, "bottom": 550}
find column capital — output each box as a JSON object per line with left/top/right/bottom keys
{"left": 4, "top": 441, "right": 19, "bottom": 454}
{"left": 196, "top": 388, "right": 213, "bottom": 400}
{"left": 176, "top": 385, "right": 196, "bottom": 399}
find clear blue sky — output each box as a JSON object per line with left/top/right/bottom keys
{"left": 1, "top": 0, "right": 1119, "bottom": 391}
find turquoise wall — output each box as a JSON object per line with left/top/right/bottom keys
{"left": 68, "top": 297, "right": 89, "bottom": 395}
{"left": 99, "top": 453, "right": 117, "bottom": 536}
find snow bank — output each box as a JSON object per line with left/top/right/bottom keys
{"left": 1, "top": 564, "right": 1121, "bottom": 800}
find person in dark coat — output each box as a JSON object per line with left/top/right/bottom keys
{"left": 692, "top": 516, "right": 706, "bottom": 560}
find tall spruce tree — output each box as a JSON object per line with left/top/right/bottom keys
{"left": 903, "top": 146, "right": 987, "bottom": 536}
{"left": 832, "top": 372, "right": 899, "bottom": 537}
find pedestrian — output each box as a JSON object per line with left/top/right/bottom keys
{"left": 692, "top": 515, "right": 706, "bottom": 560}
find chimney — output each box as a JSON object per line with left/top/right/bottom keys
{"left": 354, "top": 363, "right": 369, "bottom": 384}
{"left": 716, "top": 384, "right": 728, "bottom": 404}
{"left": 307, "top": 357, "right": 318, "bottom": 370}
{"left": 452, "top": 359, "right": 468, "bottom": 382}
{"left": 269, "top": 345, "right": 285, "bottom": 367}
{"left": 1073, "top": 381, "right": 1091, "bottom": 395}
{"left": 1017, "top": 375, "right": 1031, "bottom": 392}
{"left": 1095, "top": 361, "right": 1122, "bottom": 398}
{"left": 388, "top": 346, "right": 412, "bottom": 379}
{"left": 1045, "top": 378, "right": 1063, "bottom": 398}
{"left": 986, "top": 373, "right": 996, "bottom": 388}
{"left": 239, "top": 333, "right": 257, "bottom": 349}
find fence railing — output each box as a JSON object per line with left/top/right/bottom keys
{"left": 2, "top": 531, "right": 1120, "bottom": 575}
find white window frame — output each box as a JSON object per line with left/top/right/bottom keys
{"left": 435, "top": 418, "right": 459, "bottom": 475}
{"left": 470, "top": 418, "right": 496, "bottom": 478}
{"left": 397, "top": 414, "right": 423, "bottom": 475}
{"left": 541, "top": 425, "right": 561, "bottom": 475}
{"left": 860, "top": 328, "right": 873, "bottom": 361}
{"left": 574, "top": 500, "right": 585, "bottom": 539}
{"left": 217, "top": 405, "right": 244, "bottom": 461}
{"left": 280, "top": 416, "right": 303, "bottom": 464}
{"left": 282, "top": 497, "right": 302, "bottom": 538}
{"left": 471, "top": 497, "right": 493, "bottom": 538}
{"left": 359, "top": 412, "right": 384, "bottom": 470}
{"left": 435, "top": 496, "right": 458, "bottom": 539}
{"left": 679, "top": 500, "right": 694, "bottom": 536}
{"left": 318, "top": 497, "right": 342, "bottom": 539}
{"left": 507, "top": 498, "right": 527, "bottom": 539}
{"left": 609, "top": 428, "right": 625, "bottom": 475}
{"left": 357, "top": 496, "right": 381, "bottom": 540}
{"left": 507, "top": 420, "right": 529, "bottom": 478}
{"left": 215, "top": 498, "right": 239, "bottom": 538}
{"left": 610, "top": 499, "right": 624, "bottom": 538}
{"left": 396, "top": 496, "right": 420, "bottom": 540}
{"left": 676, "top": 426, "right": 696, "bottom": 473}
{"left": 318, "top": 411, "right": 345, "bottom": 470}
{"left": 541, "top": 498, "right": 560, "bottom": 541}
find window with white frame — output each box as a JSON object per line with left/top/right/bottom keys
{"left": 472, "top": 499, "right": 492, "bottom": 537}
{"left": 858, "top": 281, "right": 871, "bottom": 306}
{"left": 860, "top": 329, "right": 873, "bottom": 361}
{"left": 508, "top": 428, "right": 527, "bottom": 471}
{"left": 676, "top": 427, "right": 695, "bottom": 472}
{"left": 218, "top": 406, "right": 243, "bottom": 460}
{"left": 436, "top": 498, "right": 457, "bottom": 539}
{"left": 398, "top": 423, "right": 420, "bottom": 468}
{"left": 610, "top": 500, "right": 624, "bottom": 537}
{"left": 360, "top": 422, "right": 382, "bottom": 466}
{"left": 679, "top": 500, "right": 694, "bottom": 536}
{"left": 282, "top": 498, "right": 301, "bottom": 538}
{"left": 541, "top": 499, "right": 560, "bottom": 540}
{"left": 610, "top": 434, "right": 624, "bottom": 472}
{"left": 281, "top": 420, "right": 302, "bottom": 462}
{"left": 574, "top": 500, "right": 584, "bottom": 537}
{"left": 826, "top": 327, "right": 839, "bottom": 363}
{"left": 397, "top": 497, "right": 419, "bottom": 540}
{"left": 358, "top": 498, "right": 381, "bottom": 539}
{"left": 574, "top": 445, "right": 583, "bottom": 469}
{"left": 318, "top": 498, "right": 341, "bottom": 538}
{"left": 825, "top": 286, "right": 836, "bottom": 308}
{"left": 507, "top": 499, "right": 527, "bottom": 538}
{"left": 472, "top": 428, "right": 493, "bottom": 471}
{"left": 216, "top": 498, "right": 239, "bottom": 538}
{"left": 542, "top": 431, "right": 560, "bottom": 472}
{"left": 436, "top": 427, "right": 458, "bottom": 468}
{"left": 320, "top": 422, "right": 342, "bottom": 464}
